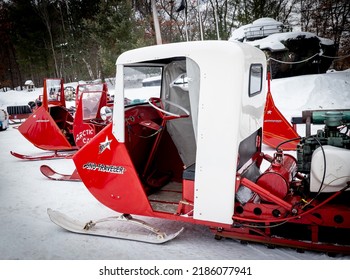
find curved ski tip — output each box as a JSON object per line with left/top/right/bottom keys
{"left": 10, "top": 151, "right": 19, "bottom": 158}
{"left": 47, "top": 208, "right": 55, "bottom": 218}
{"left": 47, "top": 208, "right": 60, "bottom": 222}
{"left": 47, "top": 208, "right": 62, "bottom": 218}
{"left": 10, "top": 151, "right": 28, "bottom": 159}
{"left": 40, "top": 165, "right": 55, "bottom": 176}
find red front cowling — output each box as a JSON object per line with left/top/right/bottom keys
{"left": 73, "top": 123, "right": 153, "bottom": 216}
{"left": 18, "top": 105, "right": 73, "bottom": 151}
{"left": 256, "top": 151, "right": 297, "bottom": 200}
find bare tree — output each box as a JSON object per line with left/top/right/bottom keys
{"left": 298, "top": 0, "right": 350, "bottom": 68}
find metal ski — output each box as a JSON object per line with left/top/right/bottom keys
{"left": 40, "top": 165, "right": 81, "bottom": 181}
{"left": 47, "top": 208, "right": 184, "bottom": 244}
{"left": 10, "top": 150, "right": 76, "bottom": 161}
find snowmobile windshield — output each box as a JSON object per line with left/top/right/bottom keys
{"left": 47, "top": 79, "right": 63, "bottom": 101}
{"left": 123, "top": 66, "right": 162, "bottom": 106}
{"left": 82, "top": 91, "right": 103, "bottom": 120}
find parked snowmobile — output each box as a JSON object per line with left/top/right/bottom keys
{"left": 10, "top": 79, "right": 110, "bottom": 161}
{"left": 10, "top": 78, "right": 77, "bottom": 160}
{"left": 48, "top": 41, "right": 350, "bottom": 254}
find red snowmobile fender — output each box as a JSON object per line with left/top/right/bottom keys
{"left": 18, "top": 105, "right": 73, "bottom": 151}
{"left": 73, "top": 123, "right": 153, "bottom": 216}
{"left": 263, "top": 74, "right": 300, "bottom": 150}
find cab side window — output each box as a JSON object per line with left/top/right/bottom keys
{"left": 249, "top": 64, "right": 263, "bottom": 97}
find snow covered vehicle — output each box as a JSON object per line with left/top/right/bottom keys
{"left": 0, "top": 108, "right": 9, "bottom": 131}
{"left": 48, "top": 41, "right": 350, "bottom": 254}
{"left": 230, "top": 17, "right": 336, "bottom": 79}
{"left": 11, "top": 79, "right": 110, "bottom": 160}
{"left": 6, "top": 104, "right": 34, "bottom": 124}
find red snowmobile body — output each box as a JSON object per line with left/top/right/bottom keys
{"left": 69, "top": 41, "right": 350, "bottom": 254}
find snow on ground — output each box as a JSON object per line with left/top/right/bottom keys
{"left": 0, "top": 71, "right": 350, "bottom": 278}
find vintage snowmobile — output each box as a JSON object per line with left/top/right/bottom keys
{"left": 10, "top": 78, "right": 76, "bottom": 160}
{"left": 11, "top": 79, "right": 109, "bottom": 161}
{"left": 48, "top": 41, "right": 350, "bottom": 254}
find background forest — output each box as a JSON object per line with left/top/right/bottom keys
{"left": 0, "top": 0, "right": 349, "bottom": 90}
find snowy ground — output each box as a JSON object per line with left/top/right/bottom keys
{"left": 1, "top": 71, "right": 350, "bottom": 278}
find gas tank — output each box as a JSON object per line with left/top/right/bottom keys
{"left": 256, "top": 152, "right": 297, "bottom": 200}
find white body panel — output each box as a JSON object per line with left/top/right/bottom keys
{"left": 112, "top": 64, "right": 125, "bottom": 142}
{"left": 310, "top": 145, "right": 350, "bottom": 192}
{"left": 113, "top": 41, "right": 266, "bottom": 224}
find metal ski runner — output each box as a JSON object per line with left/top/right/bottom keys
{"left": 47, "top": 208, "right": 184, "bottom": 244}
{"left": 10, "top": 150, "right": 76, "bottom": 161}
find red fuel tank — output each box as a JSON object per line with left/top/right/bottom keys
{"left": 256, "top": 152, "right": 297, "bottom": 200}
